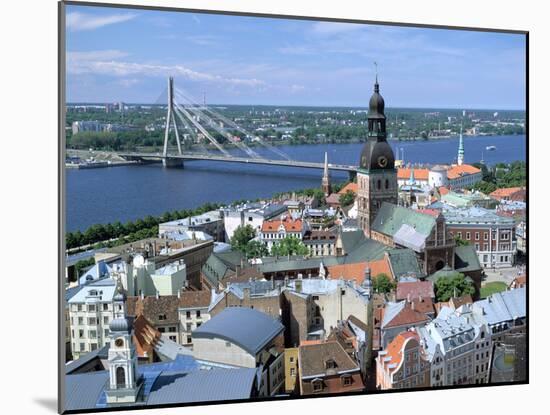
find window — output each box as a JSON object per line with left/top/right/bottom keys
{"left": 377, "top": 180, "right": 381, "bottom": 190}
{"left": 91, "top": 343, "right": 98, "bottom": 351}
{"left": 475, "top": 232, "right": 480, "bottom": 240}
{"left": 79, "top": 329, "right": 84, "bottom": 338}
{"left": 342, "top": 376, "right": 352, "bottom": 386}
{"left": 89, "top": 330, "right": 97, "bottom": 339}
{"left": 312, "top": 380, "right": 323, "bottom": 392}
{"left": 484, "top": 233, "right": 488, "bottom": 240}
{"left": 158, "top": 314, "right": 166, "bottom": 321}
{"left": 88, "top": 317, "right": 97, "bottom": 325}
{"left": 225, "top": 341, "right": 231, "bottom": 347}
{"left": 325, "top": 359, "right": 337, "bottom": 369}
{"left": 289, "top": 357, "right": 294, "bottom": 363}
{"left": 103, "top": 316, "right": 109, "bottom": 324}
{"left": 116, "top": 367, "right": 126, "bottom": 387}
{"left": 77, "top": 304, "right": 82, "bottom": 312}
{"left": 187, "top": 337, "right": 192, "bottom": 344}
{"left": 169, "top": 336, "right": 177, "bottom": 342}
{"left": 80, "top": 343, "right": 85, "bottom": 352}
{"left": 385, "top": 179, "right": 389, "bottom": 189}
{"left": 168, "top": 327, "right": 176, "bottom": 332}
{"left": 196, "top": 310, "right": 201, "bottom": 318}
{"left": 475, "top": 243, "right": 480, "bottom": 250}
{"left": 88, "top": 305, "right": 96, "bottom": 312}
{"left": 159, "top": 327, "right": 165, "bottom": 333}
{"left": 103, "top": 303, "right": 109, "bottom": 311}
{"left": 457, "top": 232, "right": 462, "bottom": 239}
{"left": 78, "top": 317, "right": 83, "bottom": 325}
{"left": 290, "top": 368, "right": 296, "bottom": 376}
{"left": 186, "top": 311, "right": 191, "bottom": 319}
{"left": 186, "top": 323, "right": 192, "bottom": 331}
{"left": 466, "top": 232, "right": 471, "bottom": 240}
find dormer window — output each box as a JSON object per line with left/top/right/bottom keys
{"left": 158, "top": 314, "right": 167, "bottom": 321}
{"left": 325, "top": 359, "right": 337, "bottom": 370}
{"left": 312, "top": 379, "right": 324, "bottom": 392}
{"left": 341, "top": 374, "right": 352, "bottom": 386}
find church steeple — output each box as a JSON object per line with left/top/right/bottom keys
{"left": 457, "top": 124, "right": 464, "bottom": 166}
{"left": 321, "top": 151, "right": 331, "bottom": 196}
{"left": 357, "top": 72, "right": 398, "bottom": 237}
{"left": 105, "top": 277, "right": 142, "bottom": 404}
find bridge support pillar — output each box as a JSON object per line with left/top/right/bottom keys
{"left": 162, "top": 158, "right": 184, "bottom": 168}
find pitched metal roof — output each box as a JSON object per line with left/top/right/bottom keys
{"left": 371, "top": 202, "right": 436, "bottom": 238}
{"left": 387, "top": 248, "right": 425, "bottom": 280}
{"left": 193, "top": 307, "right": 284, "bottom": 355}
{"left": 454, "top": 245, "right": 482, "bottom": 273}
{"left": 474, "top": 287, "right": 526, "bottom": 326}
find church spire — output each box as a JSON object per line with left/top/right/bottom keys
{"left": 321, "top": 151, "right": 331, "bottom": 196}
{"left": 457, "top": 124, "right": 464, "bottom": 166}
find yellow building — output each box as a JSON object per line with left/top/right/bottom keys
{"left": 284, "top": 347, "right": 299, "bottom": 394}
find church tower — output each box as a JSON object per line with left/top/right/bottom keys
{"left": 321, "top": 151, "right": 332, "bottom": 196}
{"left": 357, "top": 75, "right": 398, "bottom": 237}
{"left": 105, "top": 278, "right": 143, "bottom": 404}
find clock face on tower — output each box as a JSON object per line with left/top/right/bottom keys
{"left": 378, "top": 156, "right": 388, "bottom": 168}
{"left": 115, "top": 338, "right": 124, "bottom": 348}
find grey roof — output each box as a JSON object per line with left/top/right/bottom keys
{"left": 65, "top": 345, "right": 109, "bottom": 375}
{"left": 65, "top": 356, "right": 256, "bottom": 411}
{"left": 393, "top": 224, "right": 428, "bottom": 252}
{"left": 424, "top": 307, "right": 477, "bottom": 354}
{"left": 454, "top": 245, "right": 482, "bottom": 273}
{"left": 442, "top": 205, "right": 516, "bottom": 226}
{"left": 65, "top": 371, "right": 110, "bottom": 411}
{"left": 193, "top": 307, "right": 284, "bottom": 355}
{"left": 386, "top": 248, "right": 425, "bottom": 280}
{"left": 474, "top": 287, "right": 526, "bottom": 326}
{"left": 146, "top": 368, "right": 256, "bottom": 405}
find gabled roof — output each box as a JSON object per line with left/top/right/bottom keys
{"left": 397, "top": 168, "right": 430, "bottom": 181}
{"left": 474, "top": 287, "right": 526, "bottom": 326}
{"left": 299, "top": 341, "right": 360, "bottom": 379}
{"left": 454, "top": 245, "right": 482, "bottom": 273}
{"left": 193, "top": 307, "right": 284, "bottom": 355}
{"left": 381, "top": 301, "right": 431, "bottom": 329}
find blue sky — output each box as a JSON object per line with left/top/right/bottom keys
{"left": 66, "top": 5, "right": 526, "bottom": 109}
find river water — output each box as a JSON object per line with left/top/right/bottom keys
{"left": 66, "top": 134, "right": 526, "bottom": 232}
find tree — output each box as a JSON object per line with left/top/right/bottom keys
{"left": 373, "top": 273, "right": 396, "bottom": 293}
{"left": 339, "top": 190, "right": 356, "bottom": 207}
{"left": 271, "top": 236, "right": 309, "bottom": 256}
{"left": 454, "top": 235, "right": 470, "bottom": 246}
{"left": 230, "top": 225, "right": 256, "bottom": 253}
{"left": 244, "top": 240, "right": 269, "bottom": 259}
{"left": 434, "top": 273, "right": 475, "bottom": 302}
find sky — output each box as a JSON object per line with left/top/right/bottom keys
{"left": 65, "top": 5, "right": 526, "bottom": 109}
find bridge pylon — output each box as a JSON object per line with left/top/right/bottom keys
{"left": 162, "top": 76, "right": 183, "bottom": 168}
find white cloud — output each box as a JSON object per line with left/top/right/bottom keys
{"left": 66, "top": 11, "right": 137, "bottom": 32}
{"left": 310, "top": 21, "right": 365, "bottom": 36}
{"left": 67, "top": 51, "right": 266, "bottom": 88}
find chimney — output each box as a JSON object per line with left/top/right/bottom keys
{"left": 243, "top": 287, "right": 250, "bottom": 300}
{"left": 140, "top": 290, "right": 144, "bottom": 300}
{"left": 411, "top": 300, "right": 415, "bottom": 311}
{"left": 295, "top": 279, "right": 302, "bottom": 293}
{"left": 177, "top": 289, "right": 181, "bottom": 299}
{"left": 156, "top": 290, "right": 160, "bottom": 299}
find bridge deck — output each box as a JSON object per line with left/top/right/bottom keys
{"left": 119, "top": 152, "right": 358, "bottom": 172}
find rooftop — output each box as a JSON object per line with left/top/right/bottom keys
{"left": 193, "top": 307, "right": 284, "bottom": 355}
{"left": 299, "top": 341, "right": 360, "bottom": 379}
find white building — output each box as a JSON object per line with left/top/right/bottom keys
{"left": 68, "top": 278, "right": 118, "bottom": 359}
{"left": 417, "top": 306, "right": 491, "bottom": 386}
{"left": 260, "top": 216, "right": 306, "bottom": 251}
{"left": 222, "top": 202, "right": 287, "bottom": 242}
{"left": 158, "top": 210, "right": 224, "bottom": 242}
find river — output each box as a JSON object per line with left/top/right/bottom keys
{"left": 66, "top": 134, "right": 526, "bottom": 232}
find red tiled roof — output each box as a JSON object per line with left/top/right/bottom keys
{"left": 327, "top": 258, "right": 391, "bottom": 283}
{"left": 397, "top": 168, "right": 430, "bottom": 181}
{"left": 396, "top": 280, "right": 435, "bottom": 300}
{"left": 417, "top": 208, "right": 441, "bottom": 218}
{"left": 438, "top": 186, "right": 450, "bottom": 196}
{"left": 338, "top": 182, "right": 358, "bottom": 195}
{"left": 490, "top": 187, "right": 526, "bottom": 201}
{"left": 381, "top": 331, "right": 419, "bottom": 373}
{"left": 384, "top": 302, "right": 430, "bottom": 328}
{"left": 261, "top": 216, "right": 303, "bottom": 233}
{"left": 133, "top": 315, "right": 161, "bottom": 358}
{"left": 447, "top": 164, "right": 481, "bottom": 179}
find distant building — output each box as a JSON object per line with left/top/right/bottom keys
{"left": 376, "top": 331, "right": 430, "bottom": 390}
{"left": 159, "top": 210, "right": 224, "bottom": 242}
{"left": 222, "top": 202, "right": 287, "bottom": 242}
{"left": 490, "top": 187, "right": 526, "bottom": 202}
{"left": 260, "top": 216, "right": 306, "bottom": 251}
{"left": 443, "top": 206, "right": 516, "bottom": 268}
{"left": 380, "top": 300, "right": 431, "bottom": 348}
{"left": 446, "top": 164, "right": 482, "bottom": 189}
{"left": 284, "top": 347, "right": 299, "bottom": 394}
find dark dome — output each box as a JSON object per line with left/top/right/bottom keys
{"left": 368, "top": 82, "right": 385, "bottom": 119}
{"left": 359, "top": 140, "right": 395, "bottom": 171}
{"left": 109, "top": 317, "right": 131, "bottom": 333}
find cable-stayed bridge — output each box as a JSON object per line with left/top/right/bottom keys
{"left": 118, "top": 77, "right": 358, "bottom": 177}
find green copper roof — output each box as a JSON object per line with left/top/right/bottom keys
{"left": 386, "top": 248, "right": 425, "bottom": 280}
{"left": 454, "top": 245, "right": 482, "bottom": 273}
{"left": 371, "top": 202, "right": 436, "bottom": 237}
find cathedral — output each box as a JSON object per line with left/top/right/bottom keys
{"left": 357, "top": 76, "right": 398, "bottom": 237}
